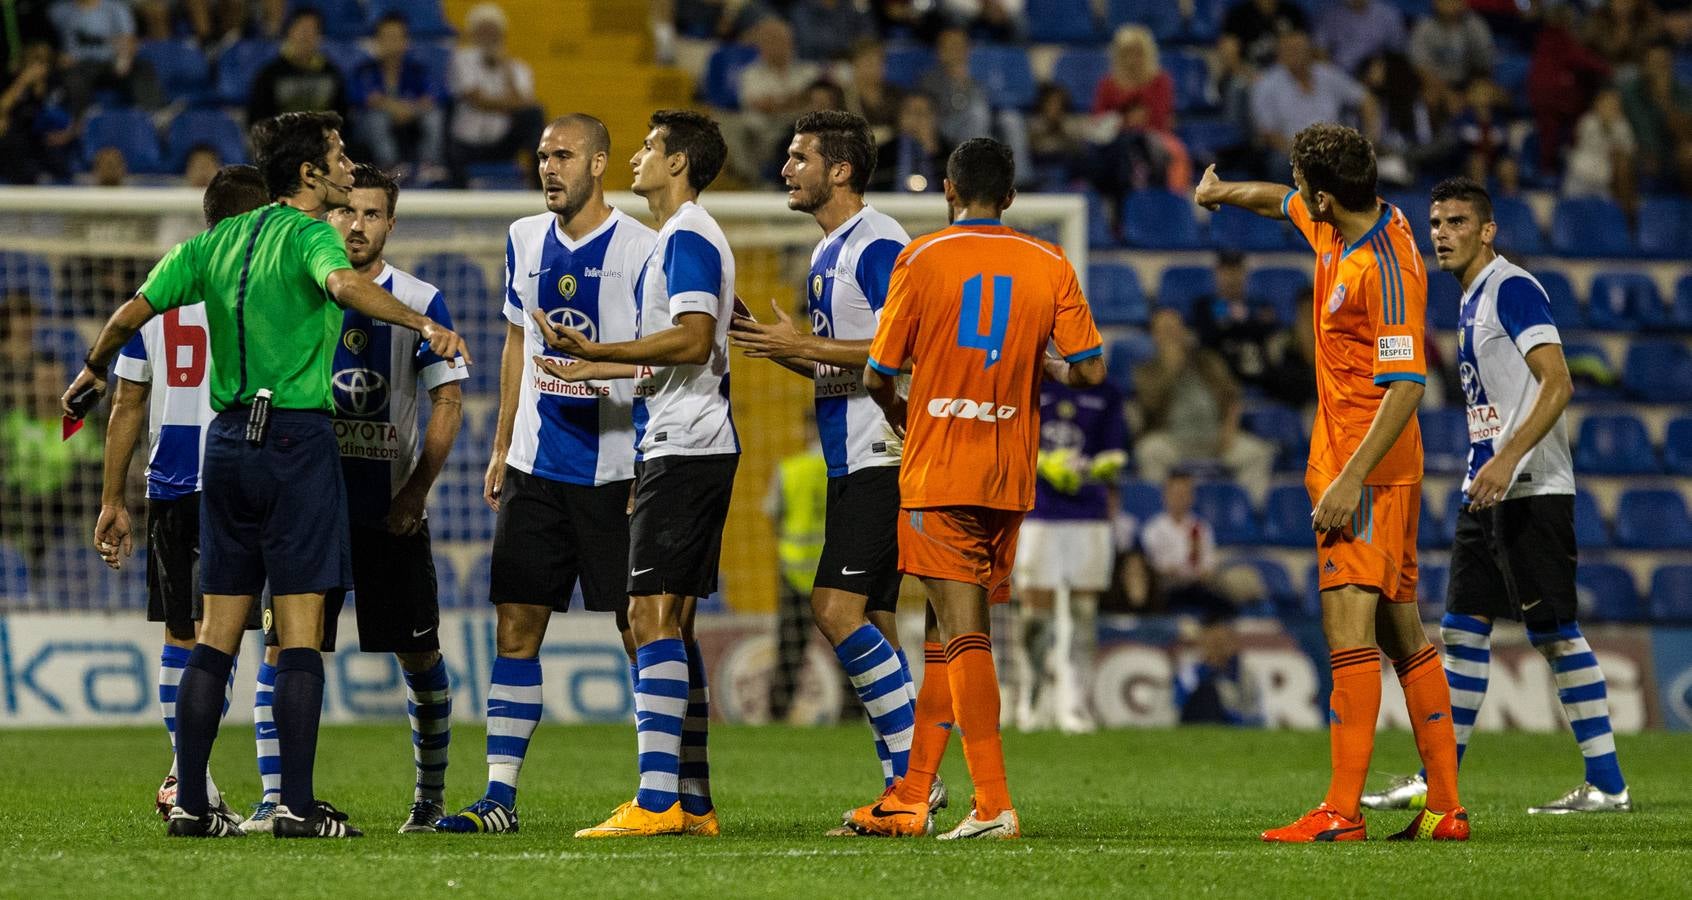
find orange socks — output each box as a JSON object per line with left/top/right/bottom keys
{"left": 1395, "top": 644, "right": 1461, "bottom": 812}
{"left": 943, "top": 633, "right": 1013, "bottom": 819}
{"left": 894, "top": 642, "right": 954, "bottom": 806}
{"left": 1323, "top": 647, "right": 1382, "bottom": 820}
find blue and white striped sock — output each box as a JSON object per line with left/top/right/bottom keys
{"left": 835, "top": 624, "right": 916, "bottom": 788}
{"left": 634, "top": 639, "right": 689, "bottom": 814}
{"left": 404, "top": 660, "right": 451, "bottom": 805}
{"left": 1530, "top": 623, "right": 1627, "bottom": 795}
{"left": 485, "top": 655, "right": 542, "bottom": 810}
{"left": 680, "top": 643, "right": 713, "bottom": 816}
{"left": 1440, "top": 613, "right": 1493, "bottom": 766}
{"left": 254, "top": 661, "right": 282, "bottom": 801}
{"left": 160, "top": 644, "right": 189, "bottom": 777}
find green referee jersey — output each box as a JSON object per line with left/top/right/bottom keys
{"left": 139, "top": 203, "right": 352, "bottom": 412}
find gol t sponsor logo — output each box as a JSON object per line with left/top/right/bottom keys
{"left": 926, "top": 398, "right": 1017, "bottom": 422}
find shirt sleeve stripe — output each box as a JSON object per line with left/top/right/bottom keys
{"left": 866, "top": 357, "right": 900, "bottom": 376}
{"left": 1374, "top": 372, "right": 1425, "bottom": 386}
{"left": 1281, "top": 189, "right": 1296, "bottom": 220}
{"left": 1063, "top": 345, "right": 1103, "bottom": 364}
{"left": 1373, "top": 235, "right": 1404, "bottom": 325}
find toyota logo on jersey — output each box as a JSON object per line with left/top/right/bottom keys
{"left": 332, "top": 368, "right": 390, "bottom": 417}
{"left": 546, "top": 306, "right": 598, "bottom": 343}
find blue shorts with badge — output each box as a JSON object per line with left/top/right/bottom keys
{"left": 200, "top": 408, "right": 353, "bottom": 597}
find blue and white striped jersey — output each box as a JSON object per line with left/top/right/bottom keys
{"left": 633, "top": 200, "right": 739, "bottom": 460}
{"left": 1456, "top": 255, "right": 1574, "bottom": 499}
{"left": 807, "top": 204, "right": 908, "bottom": 476}
{"left": 504, "top": 208, "right": 656, "bottom": 485}
{"left": 113, "top": 305, "right": 215, "bottom": 500}
{"left": 333, "top": 262, "right": 469, "bottom": 527}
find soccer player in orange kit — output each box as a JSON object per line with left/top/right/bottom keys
{"left": 1195, "top": 123, "right": 1467, "bottom": 842}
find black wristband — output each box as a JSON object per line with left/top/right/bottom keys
{"left": 83, "top": 353, "right": 108, "bottom": 380}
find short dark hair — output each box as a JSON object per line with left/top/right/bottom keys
{"left": 946, "top": 138, "right": 1016, "bottom": 207}
{"left": 1290, "top": 123, "right": 1377, "bottom": 212}
{"left": 793, "top": 109, "right": 876, "bottom": 194}
{"left": 548, "top": 113, "right": 611, "bottom": 158}
{"left": 649, "top": 109, "right": 726, "bottom": 193}
{"left": 1429, "top": 176, "right": 1492, "bottom": 223}
{"left": 349, "top": 162, "right": 400, "bottom": 217}
{"left": 202, "top": 164, "right": 268, "bottom": 228}
{"left": 250, "top": 111, "right": 343, "bottom": 199}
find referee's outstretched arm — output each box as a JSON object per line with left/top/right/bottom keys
{"left": 62, "top": 294, "right": 154, "bottom": 417}
{"left": 325, "top": 269, "right": 472, "bottom": 367}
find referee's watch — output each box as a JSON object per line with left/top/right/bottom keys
{"left": 82, "top": 352, "right": 109, "bottom": 381}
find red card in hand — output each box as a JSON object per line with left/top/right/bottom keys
{"left": 62, "top": 416, "right": 85, "bottom": 440}
{"left": 732, "top": 294, "right": 756, "bottom": 322}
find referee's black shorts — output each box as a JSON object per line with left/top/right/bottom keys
{"left": 268, "top": 521, "right": 441, "bottom": 653}
{"left": 628, "top": 454, "right": 738, "bottom": 599}
{"left": 1447, "top": 494, "right": 1579, "bottom": 631}
{"left": 813, "top": 466, "right": 902, "bottom": 614}
{"left": 146, "top": 493, "right": 259, "bottom": 639}
{"left": 488, "top": 466, "right": 632, "bottom": 613}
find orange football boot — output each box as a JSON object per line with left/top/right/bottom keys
{"left": 844, "top": 786, "right": 930, "bottom": 837}
{"left": 684, "top": 808, "right": 720, "bottom": 837}
{"left": 1388, "top": 806, "right": 1470, "bottom": 841}
{"left": 573, "top": 800, "right": 686, "bottom": 838}
{"left": 1261, "top": 803, "right": 1367, "bottom": 842}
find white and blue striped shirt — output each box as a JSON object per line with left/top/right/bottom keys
{"left": 114, "top": 305, "right": 215, "bottom": 500}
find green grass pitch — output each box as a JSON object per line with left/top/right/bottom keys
{"left": 4, "top": 724, "right": 1690, "bottom": 898}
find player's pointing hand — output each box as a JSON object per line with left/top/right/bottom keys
{"left": 421, "top": 322, "right": 473, "bottom": 368}
{"left": 1194, "top": 164, "right": 1223, "bottom": 211}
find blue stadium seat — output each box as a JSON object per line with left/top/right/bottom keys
{"left": 1241, "top": 405, "right": 1304, "bottom": 470}
{"left": 1578, "top": 563, "right": 1641, "bottom": 622}
{"left": 409, "top": 43, "right": 453, "bottom": 96}
{"left": 1552, "top": 198, "right": 1634, "bottom": 257}
{"left": 0, "top": 252, "right": 56, "bottom": 310}
{"left": 1637, "top": 197, "right": 1690, "bottom": 259}
{"left": 1262, "top": 484, "right": 1312, "bottom": 547}
{"left": 83, "top": 109, "right": 163, "bottom": 174}
{"left": 39, "top": 543, "right": 143, "bottom": 610}
{"left": 1212, "top": 206, "right": 1290, "bottom": 252}
{"left": 1648, "top": 565, "right": 1692, "bottom": 622}
{"left": 1088, "top": 263, "right": 1148, "bottom": 326}
{"left": 1418, "top": 563, "right": 1450, "bottom": 620}
{"left": 970, "top": 46, "right": 1037, "bottom": 111}
{"left": 1586, "top": 272, "right": 1664, "bottom": 331}
{"left": 1385, "top": 192, "right": 1432, "bottom": 254}
{"left": 1050, "top": 48, "right": 1109, "bottom": 109}
{"left": 1123, "top": 190, "right": 1204, "bottom": 249}
{"left": 1665, "top": 417, "right": 1692, "bottom": 476}
{"left": 1242, "top": 267, "right": 1308, "bottom": 325}
{"left": 366, "top": 0, "right": 455, "bottom": 38}
{"left": 1615, "top": 489, "right": 1692, "bottom": 549}
{"left": 216, "top": 39, "right": 279, "bottom": 105}
{"left": 1106, "top": 332, "right": 1155, "bottom": 394}
{"left": 1107, "top": 0, "right": 1184, "bottom": 41}
{"left": 1419, "top": 408, "right": 1469, "bottom": 475}
{"left": 320, "top": 38, "right": 370, "bottom": 79}
{"left": 1623, "top": 340, "right": 1692, "bottom": 402}
{"left": 1183, "top": 0, "right": 1224, "bottom": 42}
{"left": 1669, "top": 274, "right": 1692, "bottom": 331}
{"left": 1194, "top": 482, "right": 1260, "bottom": 546}
{"left": 1427, "top": 271, "right": 1462, "bottom": 330}
{"left": 1574, "top": 414, "right": 1659, "bottom": 475}
{"left": 1537, "top": 269, "right": 1581, "bottom": 329}
{"left": 290, "top": 0, "right": 368, "bottom": 39}
{"left": 1086, "top": 193, "right": 1117, "bottom": 249}
{"left": 1028, "top": 0, "right": 1103, "bottom": 42}
{"left": 1163, "top": 51, "right": 1211, "bottom": 113}
{"left": 883, "top": 44, "right": 935, "bottom": 89}
{"left": 1490, "top": 195, "right": 1545, "bottom": 257}
{"left": 165, "top": 109, "right": 247, "bottom": 171}
{"left": 137, "top": 39, "right": 211, "bottom": 104}
{"left": 701, "top": 43, "right": 758, "bottom": 109}
{"left": 1175, "top": 118, "right": 1243, "bottom": 166}
{"left": 1235, "top": 556, "right": 1298, "bottom": 609}
{"left": 1418, "top": 488, "right": 1447, "bottom": 549}
{"left": 1574, "top": 489, "right": 1609, "bottom": 548}
{"left": 0, "top": 542, "right": 28, "bottom": 600}
{"left": 1493, "top": 51, "right": 1530, "bottom": 96}
{"left": 1119, "top": 478, "right": 1163, "bottom": 522}
{"left": 1156, "top": 266, "right": 1214, "bottom": 319}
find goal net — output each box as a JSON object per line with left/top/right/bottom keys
{"left": 0, "top": 188, "right": 1087, "bottom": 616}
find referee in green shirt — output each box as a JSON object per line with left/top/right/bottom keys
{"left": 62, "top": 111, "right": 470, "bottom": 839}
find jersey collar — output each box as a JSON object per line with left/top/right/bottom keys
{"left": 1459, "top": 253, "right": 1509, "bottom": 308}
{"left": 823, "top": 205, "right": 870, "bottom": 244}
{"left": 552, "top": 207, "right": 621, "bottom": 252}
{"left": 373, "top": 260, "right": 394, "bottom": 289}
{"left": 1342, "top": 203, "right": 1391, "bottom": 259}
{"left": 954, "top": 217, "right": 1003, "bottom": 227}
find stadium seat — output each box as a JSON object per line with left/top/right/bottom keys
{"left": 165, "top": 109, "right": 248, "bottom": 171}
{"left": 1492, "top": 51, "right": 1530, "bottom": 96}
{"left": 1418, "top": 407, "right": 1469, "bottom": 475}
{"left": 1637, "top": 197, "right": 1690, "bottom": 259}
{"left": 1194, "top": 482, "right": 1260, "bottom": 545}
{"left": 1175, "top": 119, "right": 1244, "bottom": 167}
{"left": 1665, "top": 417, "right": 1692, "bottom": 476}
{"left": 1586, "top": 272, "right": 1664, "bottom": 331}
{"left": 1162, "top": 51, "right": 1211, "bottom": 113}
{"left": 1490, "top": 195, "right": 1545, "bottom": 257}
{"left": 1119, "top": 478, "right": 1163, "bottom": 522}
{"left": 1668, "top": 274, "right": 1692, "bottom": 331}
{"left": 1552, "top": 198, "right": 1634, "bottom": 257}
{"left": 1241, "top": 404, "right": 1304, "bottom": 470}
{"left": 290, "top": 0, "right": 368, "bottom": 39}
{"left": 82, "top": 109, "right": 163, "bottom": 174}
{"left": 1235, "top": 556, "right": 1298, "bottom": 609}
{"left": 1050, "top": 48, "right": 1109, "bottom": 109}
{"left": 1212, "top": 206, "right": 1290, "bottom": 252}
{"left": 1156, "top": 266, "right": 1214, "bottom": 320}
{"left": 1577, "top": 563, "right": 1642, "bottom": 622}
{"left": 1088, "top": 263, "right": 1148, "bottom": 326}
{"left": 0, "top": 252, "right": 56, "bottom": 310}
{"left": 1417, "top": 488, "right": 1447, "bottom": 549}
{"left": 1183, "top": 0, "right": 1224, "bottom": 42}
{"left": 38, "top": 543, "right": 142, "bottom": 610}
{"left": 0, "top": 542, "right": 28, "bottom": 600}
{"left": 1622, "top": 340, "right": 1692, "bottom": 402}
{"left": 1107, "top": 0, "right": 1184, "bottom": 41}
{"left": 1574, "top": 414, "right": 1659, "bottom": 475}
{"left": 1106, "top": 332, "right": 1154, "bottom": 394}
{"left": 409, "top": 43, "right": 453, "bottom": 96}
{"left": 1028, "top": 0, "right": 1102, "bottom": 43}
{"left": 969, "top": 46, "right": 1037, "bottom": 110}
{"left": 1574, "top": 489, "right": 1609, "bottom": 548}
{"left": 1086, "top": 193, "right": 1117, "bottom": 248}
{"left": 1418, "top": 563, "right": 1450, "bottom": 621}
{"left": 1648, "top": 565, "right": 1692, "bottom": 622}
{"left": 1122, "top": 190, "right": 1204, "bottom": 249}
{"left": 1537, "top": 269, "right": 1581, "bottom": 330}
{"left": 1245, "top": 267, "right": 1310, "bottom": 325}
{"left": 216, "top": 39, "right": 279, "bottom": 105}
{"left": 701, "top": 43, "right": 758, "bottom": 109}
{"left": 1385, "top": 192, "right": 1432, "bottom": 254}
{"left": 1427, "top": 270, "right": 1461, "bottom": 330}
{"left": 1615, "top": 489, "right": 1692, "bottom": 550}
{"left": 1261, "top": 484, "right": 1312, "bottom": 547}
{"left": 137, "top": 39, "right": 211, "bottom": 105}
{"left": 366, "top": 0, "right": 455, "bottom": 38}
{"left": 882, "top": 44, "right": 935, "bottom": 89}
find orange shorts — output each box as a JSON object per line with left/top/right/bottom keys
{"left": 1306, "top": 471, "right": 1420, "bottom": 603}
{"left": 897, "top": 506, "right": 1026, "bottom": 604}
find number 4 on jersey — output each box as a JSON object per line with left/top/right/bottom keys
{"left": 957, "top": 274, "right": 1011, "bottom": 367}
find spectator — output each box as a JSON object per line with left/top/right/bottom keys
{"left": 1175, "top": 617, "right": 1263, "bottom": 726}
{"left": 791, "top": 0, "right": 876, "bottom": 62}
{"left": 246, "top": 9, "right": 347, "bottom": 125}
{"left": 918, "top": 26, "right": 991, "bottom": 145}
{"left": 1221, "top": 0, "right": 1308, "bottom": 70}
{"left": 1093, "top": 24, "right": 1175, "bottom": 133}
{"left": 1357, "top": 50, "right": 1430, "bottom": 186}
{"left": 1262, "top": 291, "right": 1317, "bottom": 408}
{"left": 0, "top": 293, "right": 42, "bottom": 410}
{"left": 843, "top": 39, "right": 903, "bottom": 141}
{"left": 1137, "top": 472, "right": 1230, "bottom": 615}
{"left": 935, "top": 0, "right": 1026, "bottom": 43}
{"left": 1315, "top": 0, "right": 1406, "bottom": 76}
{"left": 871, "top": 91, "right": 950, "bottom": 192}
{"left": 49, "top": 0, "right": 160, "bottom": 113}
{"left": 730, "top": 16, "right": 821, "bottom": 183}
{"left": 1622, "top": 41, "right": 1692, "bottom": 192}
{"left": 1027, "top": 83, "right": 1082, "bottom": 188}
{"left": 0, "top": 357, "right": 102, "bottom": 562}
{"left": 353, "top": 13, "right": 447, "bottom": 182}
{"left": 0, "top": 42, "right": 75, "bottom": 185}
{"left": 1134, "top": 308, "right": 1275, "bottom": 501}
{"left": 1447, "top": 76, "right": 1507, "bottom": 182}
{"left": 182, "top": 144, "right": 221, "bottom": 188}
{"left": 1584, "top": 0, "right": 1663, "bottom": 77}
{"left": 89, "top": 145, "right": 127, "bottom": 187}
{"left": 1191, "top": 251, "right": 1279, "bottom": 390}
{"left": 1409, "top": 0, "right": 1493, "bottom": 112}
{"left": 1249, "top": 30, "right": 1377, "bottom": 166}
{"left": 1564, "top": 87, "right": 1638, "bottom": 211}
{"left": 1527, "top": 4, "right": 1611, "bottom": 175}
{"left": 449, "top": 2, "right": 545, "bottom": 185}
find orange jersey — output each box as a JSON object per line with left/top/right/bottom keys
{"left": 867, "top": 219, "right": 1104, "bottom": 512}
{"left": 1284, "top": 191, "right": 1426, "bottom": 486}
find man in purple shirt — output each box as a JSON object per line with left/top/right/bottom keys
{"left": 1316, "top": 0, "right": 1407, "bottom": 75}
